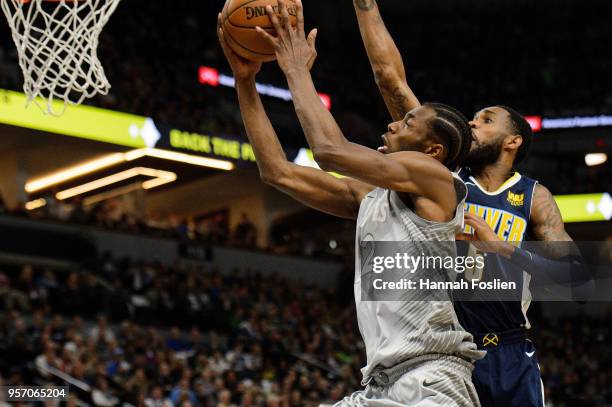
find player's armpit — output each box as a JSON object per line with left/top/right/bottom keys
{"left": 264, "top": 162, "right": 373, "bottom": 220}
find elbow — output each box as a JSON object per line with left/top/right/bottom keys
{"left": 260, "top": 172, "right": 281, "bottom": 187}
{"left": 312, "top": 147, "right": 340, "bottom": 172}
{"left": 373, "top": 63, "right": 403, "bottom": 87}
{"left": 260, "top": 165, "right": 292, "bottom": 189}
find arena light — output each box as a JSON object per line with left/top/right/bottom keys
{"left": 25, "top": 198, "right": 47, "bottom": 211}
{"left": 516, "top": 114, "right": 612, "bottom": 133}
{"left": 198, "top": 66, "right": 332, "bottom": 110}
{"left": 82, "top": 183, "right": 142, "bottom": 206}
{"left": 525, "top": 116, "right": 542, "bottom": 132}
{"left": 25, "top": 153, "right": 127, "bottom": 193}
{"left": 26, "top": 149, "right": 233, "bottom": 194}
{"left": 543, "top": 115, "right": 612, "bottom": 130}
{"left": 56, "top": 168, "right": 177, "bottom": 200}
{"left": 138, "top": 148, "right": 235, "bottom": 170}
{"left": 585, "top": 153, "right": 607, "bottom": 167}
{"left": 198, "top": 66, "right": 220, "bottom": 86}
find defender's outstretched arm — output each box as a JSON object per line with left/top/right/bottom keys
{"left": 353, "top": 0, "right": 420, "bottom": 120}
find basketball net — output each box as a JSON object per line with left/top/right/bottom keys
{"left": 1, "top": 0, "right": 121, "bottom": 115}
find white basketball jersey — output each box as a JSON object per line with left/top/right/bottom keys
{"left": 354, "top": 175, "right": 485, "bottom": 382}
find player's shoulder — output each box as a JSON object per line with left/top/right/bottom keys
{"left": 531, "top": 182, "right": 554, "bottom": 201}
{"left": 457, "top": 167, "right": 471, "bottom": 181}
{"left": 515, "top": 172, "right": 539, "bottom": 186}
{"left": 452, "top": 170, "right": 469, "bottom": 198}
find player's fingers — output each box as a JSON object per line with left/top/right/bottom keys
{"left": 456, "top": 233, "right": 475, "bottom": 241}
{"left": 218, "top": 28, "right": 231, "bottom": 57}
{"left": 278, "top": 0, "right": 291, "bottom": 30}
{"left": 464, "top": 212, "right": 485, "bottom": 221}
{"left": 306, "top": 28, "right": 317, "bottom": 50}
{"left": 462, "top": 217, "right": 481, "bottom": 230}
{"left": 217, "top": 13, "right": 225, "bottom": 41}
{"left": 217, "top": 20, "right": 225, "bottom": 46}
{"left": 295, "top": 0, "right": 305, "bottom": 36}
{"left": 306, "top": 29, "right": 317, "bottom": 70}
{"left": 255, "top": 26, "right": 277, "bottom": 47}
{"left": 265, "top": 5, "right": 285, "bottom": 40}
{"left": 464, "top": 212, "right": 486, "bottom": 226}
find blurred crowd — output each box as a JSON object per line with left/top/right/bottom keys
{"left": 2, "top": 189, "right": 257, "bottom": 250}
{"left": 2, "top": 188, "right": 347, "bottom": 259}
{"left": 536, "top": 314, "right": 612, "bottom": 406}
{"left": 1, "top": 258, "right": 612, "bottom": 406}
{"left": 1, "top": 260, "right": 361, "bottom": 407}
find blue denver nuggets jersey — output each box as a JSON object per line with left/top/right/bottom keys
{"left": 455, "top": 168, "right": 539, "bottom": 333}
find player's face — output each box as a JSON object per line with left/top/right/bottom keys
{"left": 463, "top": 106, "right": 511, "bottom": 169}
{"left": 378, "top": 106, "right": 437, "bottom": 155}
{"left": 469, "top": 107, "right": 511, "bottom": 151}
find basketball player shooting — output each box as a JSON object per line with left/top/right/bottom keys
{"left": 352, "top": 1, "right": 593, "bottom": 405}
{"left": 218, "top": 0, "right": 487, "bottom": 404}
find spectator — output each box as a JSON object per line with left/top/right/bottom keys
{"left": 233, "top": 213, "right": 257, "bottom": 248}
{"left": 92, "top": 376, "right": 119, "bottom": 407}
{"left": 145, "top": 386, "right": 173, "bottom": 407}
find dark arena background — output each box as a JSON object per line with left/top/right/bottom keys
{"left": 0, "top": 0, "right": 611, "bottom": 406}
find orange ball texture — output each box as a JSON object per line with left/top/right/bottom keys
{"left": 222, "top": 0, "right": 298, "bottom": 62}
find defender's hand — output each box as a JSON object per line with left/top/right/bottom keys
{"left": 217, "top": 13, "right": 262, "bottom": 80}
{"left": 256, "top": 0, "right": 318, "bottom": 74}
{"left": 458, "top": 213, "right": 515, "bottom": 258}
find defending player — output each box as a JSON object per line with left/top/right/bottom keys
{"left": 218, "top": 1, "right": 486, "bottom": 404}
{"left": 352, "top": 1, "right": 592, "bottom": 406}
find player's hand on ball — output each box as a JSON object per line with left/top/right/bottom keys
{"left": 256, "top": 0, "right": 318, "bottom": 74}
{"left": 217, "top": 13, "right": 262, "bottom": 80}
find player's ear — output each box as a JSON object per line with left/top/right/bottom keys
{"left": 425, "top": 143, "right": 445, "bottom": 161}
{"left": 505, "top": 134, "right": 523, "bottom": 153}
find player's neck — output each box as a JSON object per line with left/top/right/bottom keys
{"left": 472, "top": 164, "right": 515, "bottom": 192}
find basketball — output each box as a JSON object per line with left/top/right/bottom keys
{"left": 222, "top": 0, "right": 298, "bottom": 62}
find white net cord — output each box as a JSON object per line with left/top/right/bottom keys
{"left": 1, "top": 0, "right": 122, "bottom": 115}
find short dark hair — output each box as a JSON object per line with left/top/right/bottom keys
{"left": 424, "top": 103, "right": 472, "bottom": 170}
{"left": 496, "top": 105, "right": 533, "bottom": 164}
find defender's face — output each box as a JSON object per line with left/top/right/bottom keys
{"left": 378, "top": 106, "right": 437, "bottom": 154}
{"left": 469, "top": 106, "right": 511, "bottom": 151}
{"left": 463, "top": 106, "right": 513, "bottom": 170}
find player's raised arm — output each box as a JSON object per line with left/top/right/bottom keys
{"left": 217, "top": 15, "right": 372, "bottom": 220}
{"left": 353, "top": 0, "right": 420, "bottom": 121}
{"left": 257, "top": 1, "right": 467, "bottom": 218}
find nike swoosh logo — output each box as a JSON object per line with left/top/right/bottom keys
{"left": 526, "top": 351, "right": 535, "bottom": 358}
{"left": 423, "top": 379, "right": 443, "bottom": 388}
